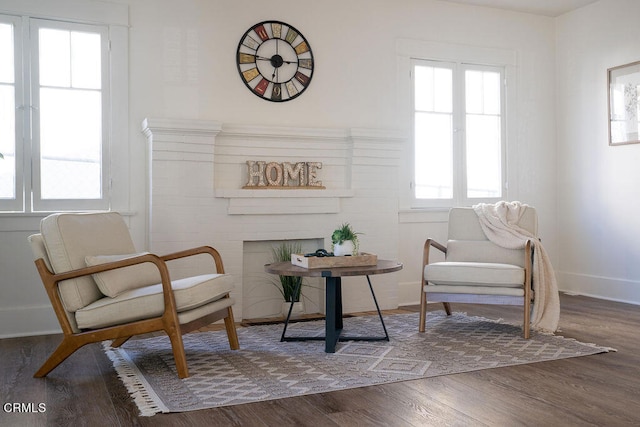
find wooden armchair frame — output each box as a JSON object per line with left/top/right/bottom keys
{"left": 419, "top": 238, "right": 534, "bottom": 339}
{"left": 32, "top": 245, "right": 239, "bottom": 379}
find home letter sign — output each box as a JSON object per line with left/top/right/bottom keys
{"left": 244, "top": 161, "right": 325, "bottom": 189}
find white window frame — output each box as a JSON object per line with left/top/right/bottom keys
{"left": 0, "top": 14, "right": 24, "bottom": 212}
{"left": 0, "top": 0, "right": 129, "bottom": 214}
{"left": 411, "top": 59, "right": 507, "bottom": 208}
{"left": 397, "top": 39, "right": 517, "bottom": 210}
{"left": 30, "top": 18, "right": 111, "bottom": 212}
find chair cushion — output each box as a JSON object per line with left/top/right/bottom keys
{"left": 446, "top": 240, "right": 525, "bottom": 267}
{"left": 85, "top": 253, "right": 162, "bottom": 297}
{"left": 424, "top": 261, "right": 524, "bottom": 287}
{"left": 41, "top": 212, "right": 137, "bottom": 311}
{"left": 75, "top": 273, "right": 234, "bottom": 329}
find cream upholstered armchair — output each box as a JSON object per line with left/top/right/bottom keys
{"left": 28, "top": 212, "right": 239, "bottom": 379}
{"left": 419, "top": 207, "right": 537, "bottom": 338}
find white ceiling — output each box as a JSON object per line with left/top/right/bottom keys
{"left": 437, "top": 0, "right": 599, "bottom": 17}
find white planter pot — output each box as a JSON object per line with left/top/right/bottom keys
{"left": 333, "top": 240, "right": 356, "bottom": 256}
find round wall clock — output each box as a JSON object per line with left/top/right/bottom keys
{"left": 236, "top": 20, "right": 314, "bottom": 102}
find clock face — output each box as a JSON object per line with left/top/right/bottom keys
{"left": 236, "top": 21, "right": 314, "bottom": 102}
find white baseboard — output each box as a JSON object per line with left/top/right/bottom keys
{"left": 558, "top": 272, "right": 640, "bottom": 306}
{"left": 0, "top": 304, "right": 61, "bottom": 338}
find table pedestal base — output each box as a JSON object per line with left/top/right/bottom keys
{"left": 280, "top": 275, "right": 389, "bottom": 353}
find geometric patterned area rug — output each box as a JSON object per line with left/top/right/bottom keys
{"left": 104, "top": 312, "right": 613, "bottom": 416}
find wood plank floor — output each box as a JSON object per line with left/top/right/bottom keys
{"left": 1, "top": 293, "right": 639, "bottom": 426}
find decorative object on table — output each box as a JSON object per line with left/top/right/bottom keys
{"left": 271, "top": 241, "right": 305, "bottom": 316}
{"left": 331, "top": 222, "right": 361, "bottom": 256}
{"left": 236, "top": 20, "right": 314, "bottom": 102}
{"left": 104, "top": 311, "right": 613, "bottom": 416}
{"left": 608, "top": 60, "right": 640, "bottom": 145}
{"left": 243, "top": 160, "right": 324, "bottom": 188}
{"left": 291, "top": 252, "right": 377, "bottom": 269}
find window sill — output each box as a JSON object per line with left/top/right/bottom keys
{"left": 0, "top": 210, "right": 136, "bottom": 232}
{"left": 398, "top": 208, "right": 450, "bottom": 224}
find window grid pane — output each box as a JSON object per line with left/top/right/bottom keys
{"left": 0, "top": 23, "right": 14, "bottom": 83}
{"left": 71, "top": 31, "right": 101, "bottom": 89}
{"left": 0, "top": 85, "right": 15, "bottom": 198}
{"left": 415, "top": 65, "right": 452, "bottom": 113}
{"left": 38, "top": 25, "right": 103, "bottom": 201}
{"left": 0, "top": 23, "right": 15, "bottom": 199}
{"left": 465, "top": 68, "right": 502, "bottom": 199}
{"left": 414, "top": 63, "right": 454, "bottom": 200}
{"left": 39, "top": 28, "right": 71, "bottom": 87}
{"left": 415, "top": 112, "right": 453, "bottom": 199}
{"left": 466, "top": 115, "right": 501, "bottom": 198}
{"left": 39, "top": 87, "right": 102, "bottom": 199}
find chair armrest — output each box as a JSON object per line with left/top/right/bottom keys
{"left": 160, "top": 246, "right": 226, "bottom": 274}
{"left": 425, "top": 239, "right": 447, "bottom": 256}
{"left": 37, "top": 253, "right": 169, "bottom": 284}
{"left": 422, "top": 239, "right": 447, "bottom": 285}
{"left": 36, "top": 253, "right": 174, "bottom": 304}
{"left": 33, "top": 253, "right": 178, "bottom": 334}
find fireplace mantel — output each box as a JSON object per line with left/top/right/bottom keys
{"left": 142, "top": 117, "right": 404, "bottom": 320}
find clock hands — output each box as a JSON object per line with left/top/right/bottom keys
{"left": 254, "top": 44, "right": 296, "bottom": 82}
{"left": 255, "top": 55, "right": 297, "bottom": 65}
{"left": 273, "top": 39, "right": 279, "bottom": 82}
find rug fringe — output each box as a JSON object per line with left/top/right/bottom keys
{"left": 546, "top": 335, "right": 617, "bottom": 353}
{"left": 102, "top": 342, "right": 164, "bottom": 416}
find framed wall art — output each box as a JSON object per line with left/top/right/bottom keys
{"left": 608, "top": 60, "right": 640, "bottom": 145}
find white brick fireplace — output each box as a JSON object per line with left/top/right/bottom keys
{"left": 142, "top": 118, "right": 404, "bottom": 320}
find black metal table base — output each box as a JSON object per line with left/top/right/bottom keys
{"left": 280, "top": 275, "right": 390, "bottom": 352}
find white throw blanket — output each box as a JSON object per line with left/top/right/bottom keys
{"left": 473, "top": 201, "right": 560, "bottom": 334}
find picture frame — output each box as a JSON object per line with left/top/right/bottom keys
{"left": 608, "top": 60, "right": 640, "bottom": 145}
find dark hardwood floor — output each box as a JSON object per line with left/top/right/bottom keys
{"left": 1, "top": 293, "right": 639, "bottom": 426}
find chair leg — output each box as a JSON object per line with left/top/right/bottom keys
{"left": 523, "top": 297, "right": 531, "bottom": 339}
{"left": 166, "top": 327, "right": 189, "bottom": 379}
{"left": 224, "top": 306, "right": 240, "bottom": 350}
{"left": 110, "top": 336, "right": 132, "bottom": 348}
{"left": 443, "top": 302, "right": 452, "bottom": 315}
{"left": 34, "top": 336, "right": 85, "bottom": 378}
{"left": 419, "top": 290, "right": 427, "bottom": 332}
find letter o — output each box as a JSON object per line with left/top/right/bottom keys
{"left": 265, "top": 162, "right": 283, "bottom": 186}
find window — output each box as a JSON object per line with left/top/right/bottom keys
{"left": 0, "top": 17, "right": 19, "bottom": 205}
{"left": 412, "top": 59, "right": 506, "bottom": 207}
{"left": 0, "top": 14, "right": 113, "bottom": 212}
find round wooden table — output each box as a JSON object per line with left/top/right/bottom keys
{"left": 264, "top": 260, "right": 403, "bottom": 353}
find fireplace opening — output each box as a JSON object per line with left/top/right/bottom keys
{"left": 242, "top": 238, "right": 324, "bottom": 320}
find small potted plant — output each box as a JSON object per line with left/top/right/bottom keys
{"left": 271, "top": 242, "right": 305, "bottom": 317}
{"left": 331, "top": 223, "right": 360, "bottom": 256}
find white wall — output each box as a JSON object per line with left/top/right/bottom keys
{"left": 0, "top": 0, "right": 569, "bottom": 337}
{"left": 556, "top": 0, "right": 640, "bottom": 304}
{"left": 127, "top": 0, "right": 560, "bottom": 307}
